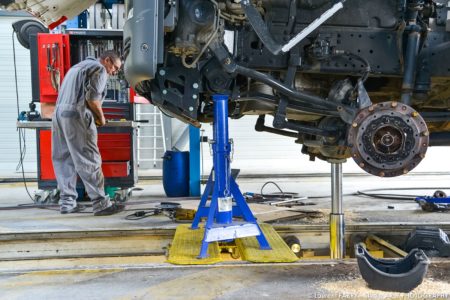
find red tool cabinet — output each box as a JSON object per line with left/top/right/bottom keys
{"left": 38, "top": 131, "right": 132, "bottom": 180}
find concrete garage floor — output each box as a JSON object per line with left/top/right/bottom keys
{"left": 0, "top": 261, "right": 450, "bottom": 300}
{"left": 1, "top": 173, "right": 450, "bottom": 232}
{"left": 1, "top": 173, "right": 450, "bottom": 299}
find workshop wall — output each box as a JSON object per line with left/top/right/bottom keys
{"left": 0, "top": 15, "right": 37, "bottom": 178}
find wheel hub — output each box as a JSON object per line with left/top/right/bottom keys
{"left": 347, "top": 101, "right": 429, "bottom": 177}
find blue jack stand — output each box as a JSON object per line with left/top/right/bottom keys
{"left": 191, "top": 94, "right": 271, "bottom": 258}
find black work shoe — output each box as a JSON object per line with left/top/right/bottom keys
{"left": 94, "top": 203, "right": 125, "bottom": 216}
{"left": 60, "top": 204, "right": 86, "bottom": 214}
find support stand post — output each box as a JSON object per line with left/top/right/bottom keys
{"left": 330, "top": 162, "right": 345, "bottom": 259}
{"left": 191, "top": 94, "right": 271, "bottom": 258}
{"left": 189, "top": 126, "right": 201, "bottom": 197}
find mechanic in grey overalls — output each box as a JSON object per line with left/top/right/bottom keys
{"left": 52, "top": 50, "right": 124, "bottom": 215}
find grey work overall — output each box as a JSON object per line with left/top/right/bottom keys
{"left": 51, "top": 58, "right": 111, "bottom": 213}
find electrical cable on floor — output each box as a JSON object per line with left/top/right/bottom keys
{"left": 256, "top": 180, "right": 450, "bottom": 202}
{"left": 125, "top": 210, "right": 159, "bottom": 220}
{"left": 244, "top": 181, "right": 306, "bottom": 205}
{"left": 0, "top": 204, "right": 59, "bottom": 210}
{"left": 0, "top": 203, "right": 167, "bottom": 215}
{"left": 305, "top": 187, "right": 450, "bottom": 201}
{"left": 0, "top": 198, "right": 187, "bottom": 213}
{"left": 12, "top": 30, "right": 34, "bottom": 202}
{"left": 355, "top": 187, "right": 450, "bottom": 201}
{"left": 260, "top": 181, "right": 285, "bottom": 198}
{"left": 0, "top": 202, "right": 174, "bottom": 216}
{"left": 2, "top": 198, "right": 138, "bottom": 210}
{"left": 14, "top": 203, "right": 91, "bottom": 213}
{"left": 306, "top": 193, "right": 356, "bottom": 199}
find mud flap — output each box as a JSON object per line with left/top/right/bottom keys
{"left": 355, "top": 243, "right": 430, "bottom": 293}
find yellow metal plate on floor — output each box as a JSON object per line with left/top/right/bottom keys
{"left": 167, "top": 224, "right": 221, "bottom": 265}
{"left": 236, "top": 223, "right": 299, "bottom": 263}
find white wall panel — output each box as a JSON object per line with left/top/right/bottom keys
{"left": 0, "top": 16, "right": 37, "bottom": 178}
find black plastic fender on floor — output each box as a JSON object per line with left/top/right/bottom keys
{"left": 355, "top": 243, "right": 430, "bottom": 293}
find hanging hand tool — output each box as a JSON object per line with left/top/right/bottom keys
{"left": 46, "top": 44, "right": 52, "bottom": 72}
{"left": 51, "top": 43, "right": 61, "bottom": 91}
{"left": 46, "top": 43, "right": 60, "bottom": 92}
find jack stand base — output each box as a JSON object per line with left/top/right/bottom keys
{"left": 204, "top": 222, "right": 261, "bottom": 242}
{"left": 193, "top": 174, "right": 271, "bottom": 258}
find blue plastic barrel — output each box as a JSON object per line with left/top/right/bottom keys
{"left": 162, "top": 151, "right": 190, "bottom": 197}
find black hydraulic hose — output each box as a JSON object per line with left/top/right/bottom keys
{"left": 235, "top": 65, "right": 342, "bottom": 111}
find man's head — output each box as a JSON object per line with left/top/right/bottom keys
{"left": 99, "top": 50, "right": 122, "bottom": 76}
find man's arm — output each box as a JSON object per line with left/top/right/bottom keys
{"left": 85, "top": 66, "right": 108, "bottom": 126}
{"left": 86, "top": 100, "right": 106, "bottom": 126}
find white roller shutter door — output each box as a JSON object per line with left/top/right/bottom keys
{"left": 0, "top": 15, "right": 37, "bottom": 178}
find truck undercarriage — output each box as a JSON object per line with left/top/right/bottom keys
{"left": 4, "top": 0, "right": 450, "bottom": 177}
